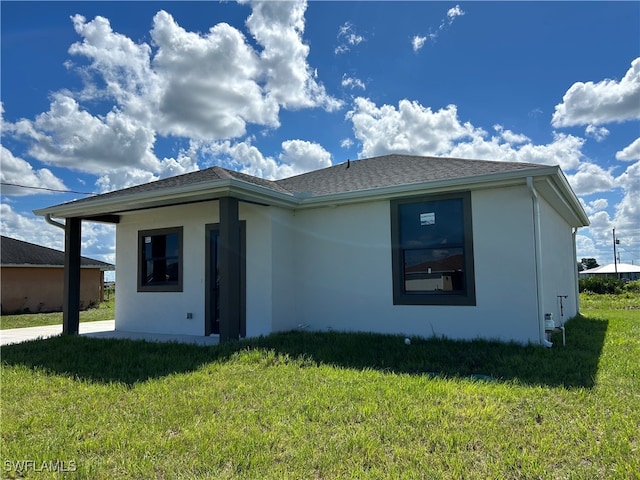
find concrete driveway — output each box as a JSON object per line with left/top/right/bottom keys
{"left": 0, "top": 320, "right": 219, "bottom": 346}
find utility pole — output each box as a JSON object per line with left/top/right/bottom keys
{"left": 613, "top": 228, "right": 620, "bottom": 279}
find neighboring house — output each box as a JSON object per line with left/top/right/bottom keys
{"left": 0, "top": 236, "right": 114, "bottom": 313}
{"left": 579, "top": 263, "right": 640, "bottom": 281}
{"left": 34, "top": 154, "right": 589, "bottom": 345}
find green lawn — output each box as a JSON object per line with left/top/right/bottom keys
{"left": 0, "top": 299, "right": 114, "bottom": 330}
{"left": 1, "top": 295, "right": 638, "bottom": 479}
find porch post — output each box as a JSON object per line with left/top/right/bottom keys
{"left": 63, "top": 217, "right": 82, "bottom": 335}
{"left": 218, "top": 197, "right": 241, "bottom": 342}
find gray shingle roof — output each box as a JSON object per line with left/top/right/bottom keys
{"left": 275, "top": 154, "right": 545, "bottom": 196}
{"left": 0, "top": 236, "right": 113, "bottom": 268}
{"left": 36, "top": 154, "right": 550, "bottom": 213}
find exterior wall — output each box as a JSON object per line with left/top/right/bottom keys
{"left": 539, "top": 195, "right": 579, "bottom": 325}
{"left": 115, "top": 201, "right": 287, "bottom": 337}
{"left": 269, "top": 208, "right": 297, "bottom": 332}
{"left": 1, "top": 266, "right": 103, "bottom": 313}
{"left": 116, "top": 202, "right": 217, "bottom": 335}
{"left": 113, "top": 184, "right": 578, "bottom": 345}
{"left": 290, "top": 186, "right": 542, "bottom": 344}
{"left": 241, "top": 203, "right": 278, "bottom": 337}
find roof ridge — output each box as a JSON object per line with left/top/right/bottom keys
{"left": 211, "top": 166, "right": 234, "bottom": 179}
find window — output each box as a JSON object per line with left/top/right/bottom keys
{"left": 138, "top": 227, "right": 183, "bottom": 292}
{"left": 391, "top": 192, "right": 475, "bottom": 305}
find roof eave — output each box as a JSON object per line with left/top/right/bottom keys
{"left": 295, "top": 166, "right": 561, "bottom": 208}
{"left": 33, "top": 179, "right": 298, "bottom": 219}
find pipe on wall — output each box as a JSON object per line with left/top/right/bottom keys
{"left": 44, "top": 214, "right": 65, "bottom": 230}
{"left": 526, "top": 177, "right": 553, "bottom": 348}
{"left": 572, "top": 227, "right": 580, "bottom": 316}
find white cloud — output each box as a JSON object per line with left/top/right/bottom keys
{"left": 412, "top": 36, "right": 427, "bottom": 53}
{"left": 0, "top": 203, "right": 115, "bottom": 263}
{"left": 585, "top": 125, "right": 610, "bottom": 142}
{"left": 612, "top": 160, "right": 640, "bottom": 240}
{"left": 493, "top": 125, "right": 530, "bottom": 144}
{"left": 0, "top": 204, "right": 65, "bottom": 250}
{"left": 341, "top": 74, "right": 366, "bottom": 90}
{"left": 17, "top": 92, "right": 160, "bottom": 173}
{"left": 347, "top": 97, "right": 480, "bottom": 158}
{"left": 566, "top": 162, "right": 616, "bottom": 196}
{"left": 449, "top": 131, "right": 585, "bottom": 171}
{"left": 0, "top": 145, "right": 68, "bottom": 196}
{"left": 575, "top": 234, "right": 599, "bottom": 260}
{"left": 552, "top": 57, "right": 640, "bottom": 127}
{"left": 580, "top": 197, "right": 609, "bottom": 215}
{"left": 335, "top": 22, "right": 365, "bottom": 55}
{"left": 575, "top": 160, "right": 640, "bottom": 263}
{"left": 413, "top": 4, "right": 464, "bottom": 51}
{"left": 447, "top": 5, "right": 465, "bottom": 22}
{"left": 616, "top": 137, "right": 640, "bottom": 161}
{"left": 346, "top": 97, "right": 585, "bottom": 171}
{"left": 5, "top": 2, "right": 341, "bottom": 192}
{"left": 150, "top": 10, "right": 280, "bottom": 139}
{"left": 205, "top": 138, "right": 331, "bottom": 180}
{"left": 340, "top": 138, "right": 354, "bottom": 149}
{"left": 245, "top": 0, "right": 341, "bottom": 112}
{"left": 69, "top": 13, "right": 157, "bottom": 120}
{"left": 279, "top": 139, "right": 332, "bottom": 172}
{"left": 571, "top": 164, "right": 640, "bottom": 264}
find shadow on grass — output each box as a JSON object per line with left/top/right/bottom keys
{"left": 0, "top": 315, "right": 607, "bottom": 389}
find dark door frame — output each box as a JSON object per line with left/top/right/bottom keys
{"left": 205, "top": 221, "right": 246, "bottom": 338}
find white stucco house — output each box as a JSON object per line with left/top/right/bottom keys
{"left": 34, "top": 154, "right": 589, "bottom": 346}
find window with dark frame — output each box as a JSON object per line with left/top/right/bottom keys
{"left": 138, "top": 227, "right": 183, "bottom": 292}
{"left": 391, "top": 192, "right": 476, "bottom": 306}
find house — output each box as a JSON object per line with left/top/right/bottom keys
{"left": 0, "top": 235, "right": 114, "bottom": 313}
{"left": 33, "top": 154, "right": 589, "bottom": 345}
{"left": 579, "top": 263, "right": 640, "bottom": 281}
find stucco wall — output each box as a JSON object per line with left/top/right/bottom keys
{"left": 290, "top": 186, "right": 542, "bottom": 344}
{"left": 539, "top": 195, "right": 579, "bottom": 325}
{"left": 115, "top": 201, "right": 287, "bottom": 336}
{"left": 1, "top": 267, "right": 103, "bottom": 313}
{"left": 116, "top": 203, "right": 215, "bottom": 335}
{"left": 113, "top": 183, "right": 577, "bottom": 344}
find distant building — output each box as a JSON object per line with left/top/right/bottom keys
{"left": 579, "top": 263, "right": 640, "bottom": 281}
{"left": 0, "top": 236, "right": 114, "bottom": 313}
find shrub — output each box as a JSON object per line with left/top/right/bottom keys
{"left": 623, "top": 280, "right": 640, "bottom": 293}
{"left": 579, "top": 276, "right": 625, "bottom": 294}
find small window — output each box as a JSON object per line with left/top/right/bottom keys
{"left": 391, "top": 192, "right": 475, "bottom": 305}
{"left": 138, "top": 227, "right": 183, "bottom": 292}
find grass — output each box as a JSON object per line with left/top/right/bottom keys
{"left": 1, "top": 294, "right": 639, "bottom": 479}
{"left": 579, "top": 290, "right": 640, "bottom": 311}
{"left": 0, "top": 298, "right": 114, "bottom": 330}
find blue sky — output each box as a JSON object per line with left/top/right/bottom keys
{"left": 2, "top": 1, "right": 639, "bottom": 270}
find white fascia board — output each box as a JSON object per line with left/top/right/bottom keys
{"left": 294, "top": 166, "right": 560, "bottom": 209}
{"left": 550, "top": 169, "right": 590, "bottom": 226}
{"left": 532, "top": 172, "right": 590, "bottom": 228}
{"left": 33, "top": 179, "right": 298, "bottom": 219}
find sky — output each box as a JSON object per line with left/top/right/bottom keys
{"left": 1, "top": 1, "right": 639, "bottom": 273}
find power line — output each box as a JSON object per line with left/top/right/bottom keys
{"left": 0, "top": 182, "right": 96, "bottom": 195}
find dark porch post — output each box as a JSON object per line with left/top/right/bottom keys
{"left": 63, "top": 217, "right": 82, "bottom": 335}
{"left": 218, "top": 197, "right": 241, "bottom": 342}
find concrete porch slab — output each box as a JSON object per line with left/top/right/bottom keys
{"left": 1, "top": 320, "right": 219, "bottom": 346}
